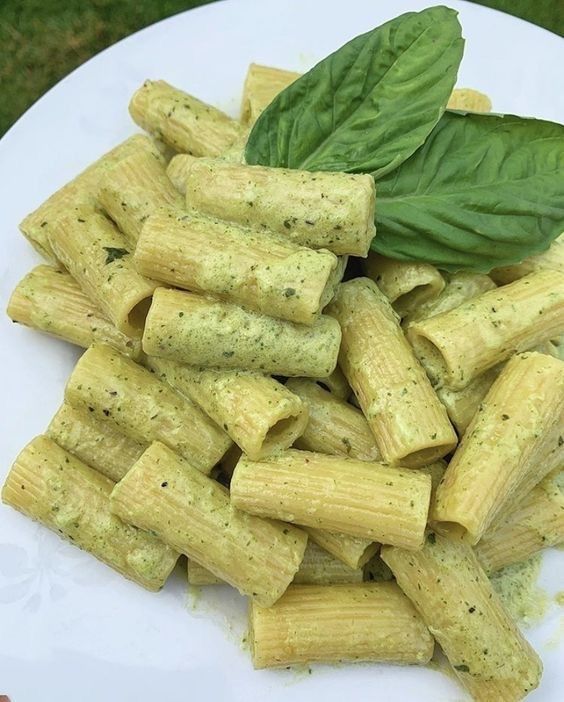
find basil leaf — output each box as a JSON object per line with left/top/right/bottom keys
{"left": 373, "top": 111, "right": 564, "bottom": 271}
{"left": 245, "top": 6, "right": 464, "bottom": 178}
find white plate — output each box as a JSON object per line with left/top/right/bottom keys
{"left": 0, "top": 1, "right": 562, "bottom": 699}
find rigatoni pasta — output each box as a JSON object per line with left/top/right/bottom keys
{"left": 47, "top": 207, "right": 157, "bottom": 336}
{"left": 47, "top": 402, "right": 145, "bottom": 483}
{"left": 134, "top": 210, "right": 339, "bottom": 324}
{"left": 432, "top": 352, "right": 564, "bottom": 544}
{"left": 490, "top": 233, "right": 564, "bottom": 284}
{"left": 142, "top": 288, "right": 341, "bottom": 377}
{"left": 6, "top": 265, "right": 142, "bottom": 360}
{"left": 408, "top": 270, "right": 564, "bottom": 389}
{"left": 382, "top": 534, "right": 542, "bottom": 702}
{"left": 476, "top": 469, "right": 564, "bottom": 573}
{"left": 98, "top": 148, "right": 183, "bottom": 244}
{"left": 19, "top": 134, "right": 163, "bottom": 261}
{"left": 250, "top": 582, "right": 434, "bottom": 668}
{"left": 182, "top": 157, "right": 376, "bottom": 256}
{"left": 363, "top": 253, "right": 445, "bottom": 318}
{"left": 110, "top": 441, "right": 307, "bottom": 606}
{"left": 327, "top": 278, "right": 457, "bottom": 466}
{"left": 241, "top": 63, "right": 300, "bottom": 125}
{"left": 230, "top": 449, "right": 432, "bottom": 549}
{"left": 146, "top": 356, "right": 308, "bottom": 460}
{"left": 1, "top": 436, "right": 178, "bottom": 591}
{"left": 303, "top": 529, "right": 378, "bottom": 569}
{"left": 64, "top": 345, "right": 231, "bottom": 474}
{"left": 286, "top": 378, "right": 381, "bottom": 461}
{"left": 129, "top": 79, "right": 243, "bottom": 156}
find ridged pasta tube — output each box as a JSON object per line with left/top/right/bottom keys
{"left": 303, "top": 529, "right": 378, "bottom": 569}
{"left": 135, "top": 210, "right": 339, "bottom": 325}
{"left": 286, "top": 379, "right": 381, "bottom": 461}
{"left": 432, "top": 353, "right": 564, "bottom": 544}
{"left": 241, "top": 63, "right": 300, "bottom": 125}
{"left": 142, "top": 288, "right": 341, "bottom": 377}
{"left": 110, "top": 442, "right": 307, "bottom": 606}
{"left": 230, "top": 449, "right": 431, "bottom": 549}
{"left": 476, "top": 469, "right": 564, "bottom": 573}
{"left": 491, "top": 233, "right": 564, "bottom": 284}
{"left": 47, "top": 208, "right": 157, "bottom": 336}
{"left": 327, "top": 278, "right": 457, "bottom": 466}
{"left": 363, "top": 253, "right": 445, "bottom": 318}
{"left": 47, "top": 402, "right": 145, "bottom": 483}
{"left": 447, "top": 88, "right": 492, "bottom": 112}
{"left": 129, "top": 79, "right": 242, "bottom": 157}
{"left": 1, "top": 436, "right": 178, "bottom": 591}
{"left": 408, "top": 270, "right": 564, "bottom": 390}
{"left": 64, "top": 345, "right": 231, "bottom": 474}
{"left": 19, "top": 134, "right": 163, "bottom": 261}
{"left": 98, "top": 148, "right": 183, "bottom": 244}
{"left": 250, "top": 582, "right": 434, "bottom": 668}
{"left": 147, "top": 357, "right": 308, "bottom": 460}
{"left": 6, "top": 265, "right": 142, "bottom": 360}
{"left": 181, "top": 157, "right": 376, "bottom": 256}
{"left": 382, "top": 533, "right": 542, "bottom": 702}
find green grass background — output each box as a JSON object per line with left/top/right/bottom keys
{"left": 1, "top": 0, "right": 562, "bottom": 136}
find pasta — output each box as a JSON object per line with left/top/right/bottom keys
{"left": 98, "top": 148, "right": 183, "bottom": 244}
{"left": 47, "top": 402, "right": 145, "bottom": 483}
{"left": 110, "top": 441, "right": 308, "bottom": 606}
{"left": 447, "top": 87, "right": 492, "bottom": 112}
{"left": 230, "top": 449, "right": 432, "bottom": 549}
{"left": 490, "top": 233, "right": 564, "bottom": 284}
{"left": 250, "top": 582, "right": 434, "bottom": 668}
{"left": 303, "top": 529, "right": 378, "bottom": 570}
{"left": 408, "top": 270, "right": 564, "bottom": 390}
{"left": 134, "top": 210, "right": 339, "bottom": 324}
{"left": 6, "top": 265, "right": 142, "bottom": 360}
{"left": 46, "top": 207, "right": 157, "bottom": 336}
{"left": 2, "top": 436, "right": 178, "bottom": 591}
{"left": 129, "top": 79, "right": 243, "bottom": 156}
{"left": 286, "top": 378, "right": 381, "bottom": 461}
{"left": 19, "top": 134, "right": 163, "bottom": 261}
{"left": 363, "top": 253, "right": 445, "bottom": 318}
{"left": 64, "top": 345, "right": 231, "bottom": 474}
{"left": 312, "top": 365, "right": 351, "bottom": 400}
{"left": 182, "top": 157, "right": 376, "bottom": 256}
{"left": 382, "top": 533, "right": 542, "bottom": 701}
{"left": 241, "top": 63, "right": 300, "bottom": 125}
{"left": 142, "top": 288, "right": 341, "bottom": 377}
{"left": 327, "top": 278, "right": 457, "bottom": 466}
{"left": 146, "top": 356, "right": 309, "bottom": 460}
{"left": 431, "top": 352, "right": 564, "bottom": 544}
{"left": 476, "top": 468, "right": 564, "bottom": 573}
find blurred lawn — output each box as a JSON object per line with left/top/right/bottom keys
{"left": 0, "top": 0, "right": 562, "bottom": 136}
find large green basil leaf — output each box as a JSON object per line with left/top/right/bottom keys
{"left": 245, "top": 6, "right": 464, "bottom": 178}
{"left": 374, "top": 111, "right": 564, "bottom": 271}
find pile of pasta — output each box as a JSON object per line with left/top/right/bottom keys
{"left": 4, "top": 64, "right": 564, "bottom": 701}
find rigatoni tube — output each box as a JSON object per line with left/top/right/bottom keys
{"left": 147, "top": 357, "right": 308, "bottom": 460}
{"left": 231, "top": 449, "right": 431, "bottom": 549}
{"left": 381, "top": 534, "right": 542, "bottom": 702}
{"left": 407, "top": 270, "right": 564, "bottom": 390}
{"left": 327, "top": 278, "right": 457, "bottom": 466}
{"left": 134, "top": 211, "right": 338, "bottom": 325}
{"left": 432, "top": 353, "right": 564, "bottom": 544}
{"left": 447, "top": 88, "right": 492, "bottom": 112}
{"left": 182, "top": 157, "right": 376, "bottom": 257}
{"left": 303, "top": 529, "right": 378, "bottom": 569}
{"left": 363, "top": 253, "right": 445, "bottom": 318}
{"left": 476, "top": 469, "right": 564, "bottom": 573}
{"left": 143, "top": 288, "right": 341, "bottom": 377}
{"left": 491, "top": 233, "right": 564, "bottom": 284}
{"left": 1, "top": 436, "right": 178, "bottom": 591}
{"left": 64, "top": 345, "right": 231, "bottom": 474}
{"left": 6, "top": 265, "right": 142, "bottom": 360}
{"left": 286, "top": 379, "right": 381, "bottom": 461}
{"left": 47, "top": 208, "right": 156, "bottom": 336}
{"left": 19, "top": 134, "right": 163, "bottom": 261}
{"left": 241, "top": 63, "right": 300, "bottom": 125}
{"left": 47, "top": 402, "right": 146, "bottom": 483}
{"left": 98, "top": 148, "right": 183, "bottom": 244}
{"left": 110, "top": 442, "right": 307, "bottom": 606}
{"left": 129, "top": 79, "right": 242, "bottom": 157}
{"left": 250, "top": 582, "right": 434, "bottom": 669}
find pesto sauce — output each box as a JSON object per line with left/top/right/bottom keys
{"left": 490, "top": 554, "right": 547, "bottom": 625}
